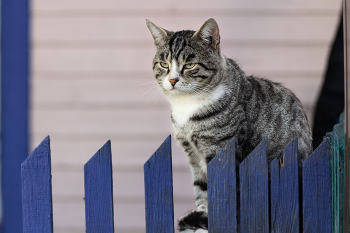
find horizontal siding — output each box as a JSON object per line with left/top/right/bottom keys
{"left": 33, "top": 47, "right": 329, "bottom": 72}
{"left": 31, "top": 0, "right": 341, "bottom": 232}
{"left": 32, "top": 16, "right": 339, "bottom": 42}
{"left": 32, "top": 0, "right": 341, "bottom": 11}
{"left": 32, "top": 77, "right": 168, "bottom": 106}
{"left": 32, "top": 109, "right": 172, "bottom": 134}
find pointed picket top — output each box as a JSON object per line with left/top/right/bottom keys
{"left": 21, "top": 136, "right": 53, "bottom": 233}
{"left": 302, "top": 138, "right": 331, "bottom": 233}
{"left": 144, "top": 135, "right": 174, "bottom": 233}
{"left": 271, "top": 137, "right": 299, "bottom": 232}
{"left": 208, "top": 138, "right": 237, "bottom": 233}
{"left": 85, "top": 140, "right": 112, "bottom": 167}
{"left": 239, "top": 137, "right": 269, "bottom": 233}
{"left": 144, "top": 135, "right": 172, "bottom": 167}
{"left": 84, "top": 140, "right": 114, "bottom": 233}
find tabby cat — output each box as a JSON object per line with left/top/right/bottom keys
{"left": 146, "top": 18, "right": 312, "bottom": 232}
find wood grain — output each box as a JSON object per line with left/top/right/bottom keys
{"left": 21, "top": 136, "right": 53, "bottom": 233}
{"left": 332, "top": 119, "right": 345, "bottom": 233}
{"left": 271, "top": 138, "right": 299, "bottom": 232}
{"left": 84, "top": 140, "right": 114, "bottom": 232}
{"left": 144, "top": 135, "right": 174, "bottom": 233}
{"left": 207, "top": 138, "right": 237, "bottom": 233}
{"left": 239, "top": 138, "right": 269, "bottom": 232}
{"left": 302, "top": 138, "right": 332, "bottom": 233}
{"left": 326, "top": 131, "right": 340, "bottom": 232}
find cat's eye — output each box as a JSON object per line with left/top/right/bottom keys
{"left": 160, "top": 62, "right": 169, "bottom": 68}
{"left": 184, "top": 63, "right": 196, "bottom": 69}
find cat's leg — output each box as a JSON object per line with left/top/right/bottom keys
{"left": 178, "top": 160, "right": 209, "bottom": 232}
{"left": 178, "top": 138, "right": 243, "bottom": 232}
{"left": 178, "top": 142, "right": 243, "bottom": 232}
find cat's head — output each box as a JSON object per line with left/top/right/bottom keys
{"left": 146, "top": 18, "right": 226, "bottom": 99}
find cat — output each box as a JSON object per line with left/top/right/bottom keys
{"left": 146, "top": 18, "right": 313, "bottom": 232}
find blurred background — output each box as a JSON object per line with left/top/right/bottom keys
{"left": 30, "top": 0, "right": 342, "bottom": 232}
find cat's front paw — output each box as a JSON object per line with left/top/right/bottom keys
{"left": 178, "top": 210, "right": 208, "bottom": 233}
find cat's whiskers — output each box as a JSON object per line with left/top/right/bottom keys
{"left": 145, "top": 87, "right": 161, "bottom": 100}
{"left": 153, "top": 88, "right": 164, "bottom": 107}
{"left": 139, "top": 85, "right": 161, "bottom": 98}
{"left": 148, "top": 90, "right": 164, "bottom": 107}
{"left": 192, "top": 89, "right": 207, "bottom": 100}
{"left": 192, "top": 85, "right": 210, "bottom": 100}
{"left": 143, "top": 86, "right": 164, "bottom": 107}
{"left": 135, "top": 80, "right": 158, "bottom": 87}
{"left": 138, "top": 83, "right": 164, "bottom": 107}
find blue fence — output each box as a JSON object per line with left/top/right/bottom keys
{"left": 21, "top": 123, "right": 344, "bottom": 232}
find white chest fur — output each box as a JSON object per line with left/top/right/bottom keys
{"left": 170, "top": 96, "right": 206, "bottom": 126}
{"left": 168, "top": 84, "right": 227, "bottom": 127}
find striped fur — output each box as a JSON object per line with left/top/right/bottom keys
{"left": 146, "top": 18, "right": 312, "bottom": 232}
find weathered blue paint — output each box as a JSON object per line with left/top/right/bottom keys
{"left": 207, "top": 138, "right": 237, "bottom": 233}
{"left": 84, "top": 140, "right": 114, "bottom": 233}
{"left": 19, "top": 135, "right": 336, "bottom": 232}
{"left": 239, "top": 138, "right": 269, "bottom": 232}
{"left": 21, "top": 136, "right": 53, "bottom": 233}
{"left": 327, "top": 115, "right": 345, "bottom": 232}
{"left": 271, "top": 138, "right": 299, "bottom": 232}
{"left": 302, "top": 138, "right": 332, "bottom": 233}
{"left": 326, "top": 131, "right": 340, "bottom": 232}
{"left": 1, "top": 0, "right": 29, "bottom": 231}
{"left": 144, "top": 135, "right": 174, "bottom": 233}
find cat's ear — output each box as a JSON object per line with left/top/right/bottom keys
{"left": 146, "top": 19, "right": 168, "bottom": 47}
{"left": 192, "top": 18, "right": 220, "bottom": 49}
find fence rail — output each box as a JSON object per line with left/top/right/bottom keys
{"left": 21, "top": 120, "right": 344, "bottom": 232}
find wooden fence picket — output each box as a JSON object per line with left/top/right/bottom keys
{"left": 207, "top": 138, "right": 237, "bottom": 233}
{"left": 270, "top": 138, "right": 299, "bottom": 232}
{"left": 327, "top": 131, "right": 340, "bottom": 232}
{"left": 328, "top": 115, "right": 345, "bottom": 232}
{"left": 239, "top": 137, "right": 269, "bottom": 232}
{"left": 84, "top": 140, "right": 114, "bottom": 233}
{"left": 302, "top": 138, "right": 332, "bottom": 233}
{"left": 144, "top": 135, "right": 174, "bottom": 233}
{"left": 21, "top": 136, "right": 53, "bottom": 233}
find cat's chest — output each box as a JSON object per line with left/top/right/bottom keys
{"left": 171, "top": 98, "right": 205, "bottom": 127}
{"left": 171, "top": 98, "right": 210, "bottom": 154}
{"left": 169, "top": 84, "right": 227, "bottom": 127}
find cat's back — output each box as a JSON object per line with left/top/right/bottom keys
{"left": 240, "top": 75, "right": 312, "bottom": 161}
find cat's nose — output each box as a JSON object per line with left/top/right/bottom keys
{"left": 169, "top": 77, "right": 180, "bottom": 86}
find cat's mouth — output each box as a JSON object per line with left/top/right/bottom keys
{"left": 165, "top": 86, "right": 183, "bottom": 95}
{"left": 168, "top": 87, "right": 179, "bottom": 92}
